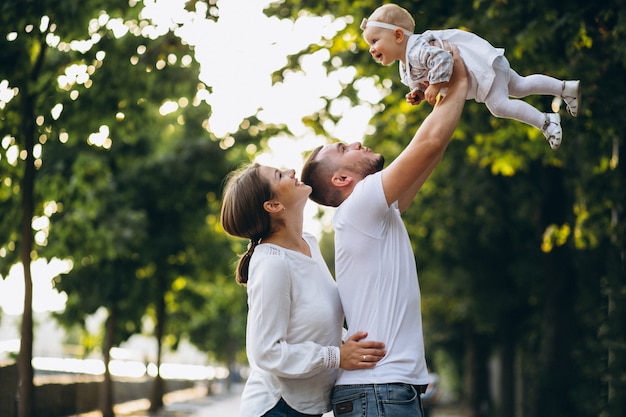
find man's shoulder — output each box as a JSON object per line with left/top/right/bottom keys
{"left": 351, "top": 172, "right": 382, "bottom": 195}
{"left": 338, "top": 172, "right": 385, "bottom": 216}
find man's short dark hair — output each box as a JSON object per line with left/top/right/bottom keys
{"left": 301, "top": 145, "right": 344, "bottom": 207}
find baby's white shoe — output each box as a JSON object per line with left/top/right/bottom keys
{"left": 542, "top": 113, "right": 562, "bottom": 151}
{"left": 562, "top": 80, "right": 581, "bottom": 117}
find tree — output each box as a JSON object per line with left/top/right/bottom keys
{"left": 259, "top": 1, "right": 625, "bottom": 416}
{"left": 0, "top": 2, "right": 130, "bottom": 416}
{"left": 0, "top": 0, "right": 232, "bottom": 415}
{"left": 38, "top": 9, "right": 220, "bottom": 417}
{"left": 39, "top": 2, "right": 256, "bottom": 410}
{"left": 129, "top": 129, "right": 241, "bottom": 406}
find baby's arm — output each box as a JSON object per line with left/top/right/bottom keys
{"left": 406, "top": 86, "right": 426, "bottom": 105}
{"left": 422, "top": 38, "right": 453, "bottom": 105}
{"left": 421, "top": 38, "right": 453, "bottom": 105}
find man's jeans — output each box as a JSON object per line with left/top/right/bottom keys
{"left": 331, "top": 383, "right": 425, "bottom": 417}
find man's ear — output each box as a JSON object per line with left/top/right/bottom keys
{"left": 331, "top": 172, "right": 354, "bottom": 189}
{"left": 263, "top": 200, "right": 284, "bottom": 214}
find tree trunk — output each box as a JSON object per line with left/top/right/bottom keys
{"left": 17, "top": 263, "right": 33, "bottom": 417}
{"left": 100, "top": 309, "right": 116, "bottom": 417}
{"left": 463, "top": 324, "right": 491, "bottom": 417}
{"left": 463, "top": 324, "right": 476, "bottom": 417}
{"left": 225, "top": 333, "right": 236, "bottom": 393}
{"left": 605, "top": 166, "right": 626, "bottom": 417}
{"left": 528, "top": 166, "right": 575, "bottom": 417}
{"left": 17, "top": 48, "right": 38, "bottom": 417}
{"left": 531, "top": 251, "right": 573, "bottom": 417}
{"left": 498, "top": 324, "right": 515, "bottom": 417}
{"left": 149, "top": 279, "right": 166, "bottom": 412}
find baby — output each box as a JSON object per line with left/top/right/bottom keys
{"left": 361, "top": 3, "right": 581, "bottom": 151}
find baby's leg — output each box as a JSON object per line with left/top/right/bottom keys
{"left": 484, "top": 57, "right": 546, "bottom": 130}
{"left": 508, "top": 69, "right": 562, "bottom": 98}
{"left": 485, "top": 57, "right": 562, "bottom": 150}
{"left": 509, "top": 68, "right": 580, "bottom": 117}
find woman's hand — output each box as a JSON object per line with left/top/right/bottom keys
{"left": 339, "top": 331, "right": 386, "bottom": 370}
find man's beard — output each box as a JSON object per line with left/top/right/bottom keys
{"left": 354, "top": 154, "right": 385, "bottom": 177}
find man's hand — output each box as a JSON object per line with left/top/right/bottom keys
{"left": 424, "top": 83, "right": 443, "bottom": 105}
{"left": 441, "top": 43, "right": 468, "bottom": 96}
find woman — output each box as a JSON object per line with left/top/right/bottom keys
{"left": 221, "top": 163, "right": 386, "bottom": 417}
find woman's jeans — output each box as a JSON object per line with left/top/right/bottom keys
{"left": 331, "top": 383, "right": 426, "bottom": 417}
{"left": 262, "top": 397, "right": 323, "bottom": 417}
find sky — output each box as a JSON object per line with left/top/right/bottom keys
{"left": 0, "top": 259, "right": 70, "bottom": 315}
{"left": 0, "top": 0, "right": 379, "bottom": 316}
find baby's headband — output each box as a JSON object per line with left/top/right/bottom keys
{"left": 360, "top": 18, "right": 413, "bottom": 37}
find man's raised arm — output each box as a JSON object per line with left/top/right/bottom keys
{"left": 382, "top": 44, "right": 469, "bottom": 211}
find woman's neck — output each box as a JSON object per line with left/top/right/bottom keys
{"left": 263, "top": 225, "right": 310, "bottom": 256}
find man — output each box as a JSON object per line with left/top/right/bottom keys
{"left": 300, "top": 44, "right": 468, "bottom": 416}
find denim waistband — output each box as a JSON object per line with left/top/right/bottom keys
{"left": 335, "top": 383, "right": 428, "bottom": 394}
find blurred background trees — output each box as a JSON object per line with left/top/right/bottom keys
{"left": 0, "top": 1, "right": 624, "bottom": 417}
{"left": 0, "top": 1, "right": 248, "bottom": 415}
{"left": 265, "top": 1, "right": 624, "bottom": 416}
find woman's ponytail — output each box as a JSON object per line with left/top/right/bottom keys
{"left": 236, "top": 238, "right": 260, "bottom": 284}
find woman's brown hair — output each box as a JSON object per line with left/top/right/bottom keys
{"left": 220, "top": 163, "right": 273, "bottom": 284}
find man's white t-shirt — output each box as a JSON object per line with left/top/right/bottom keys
{"left": 334, "top": 171, "right": 429, "bottom": 385}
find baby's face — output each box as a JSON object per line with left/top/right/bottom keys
{"left": 363, "top": 26, "right": 406, "bottom": 66}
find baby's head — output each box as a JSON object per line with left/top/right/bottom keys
{"left": 362, "top": 4, "right": 415, "bottom": 34}
{"left": 360, "top": 4, "right": 415, "bottom": 66}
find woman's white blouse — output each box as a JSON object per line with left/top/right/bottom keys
{"left": 240, "top": 232, "right": 343, "bottom": 416}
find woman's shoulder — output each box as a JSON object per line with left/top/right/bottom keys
{"left": 253, "top": 242, "right": 288, "bottom": 260}
{"left": 248, "top": 245, "right": 291, "bottom": 287}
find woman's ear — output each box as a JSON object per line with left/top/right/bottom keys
{"left": 263, "top": 200, "right": 284, "bottom": 214}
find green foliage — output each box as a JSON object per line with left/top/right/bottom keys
{"left": 1, "top": 1, "right": 623, "bottom": 415}
{"left": 0, "top": 0, "right": 250, "bottom": 389}
{"left": 262, "top": 1, "right": 625, "bottom": 416}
